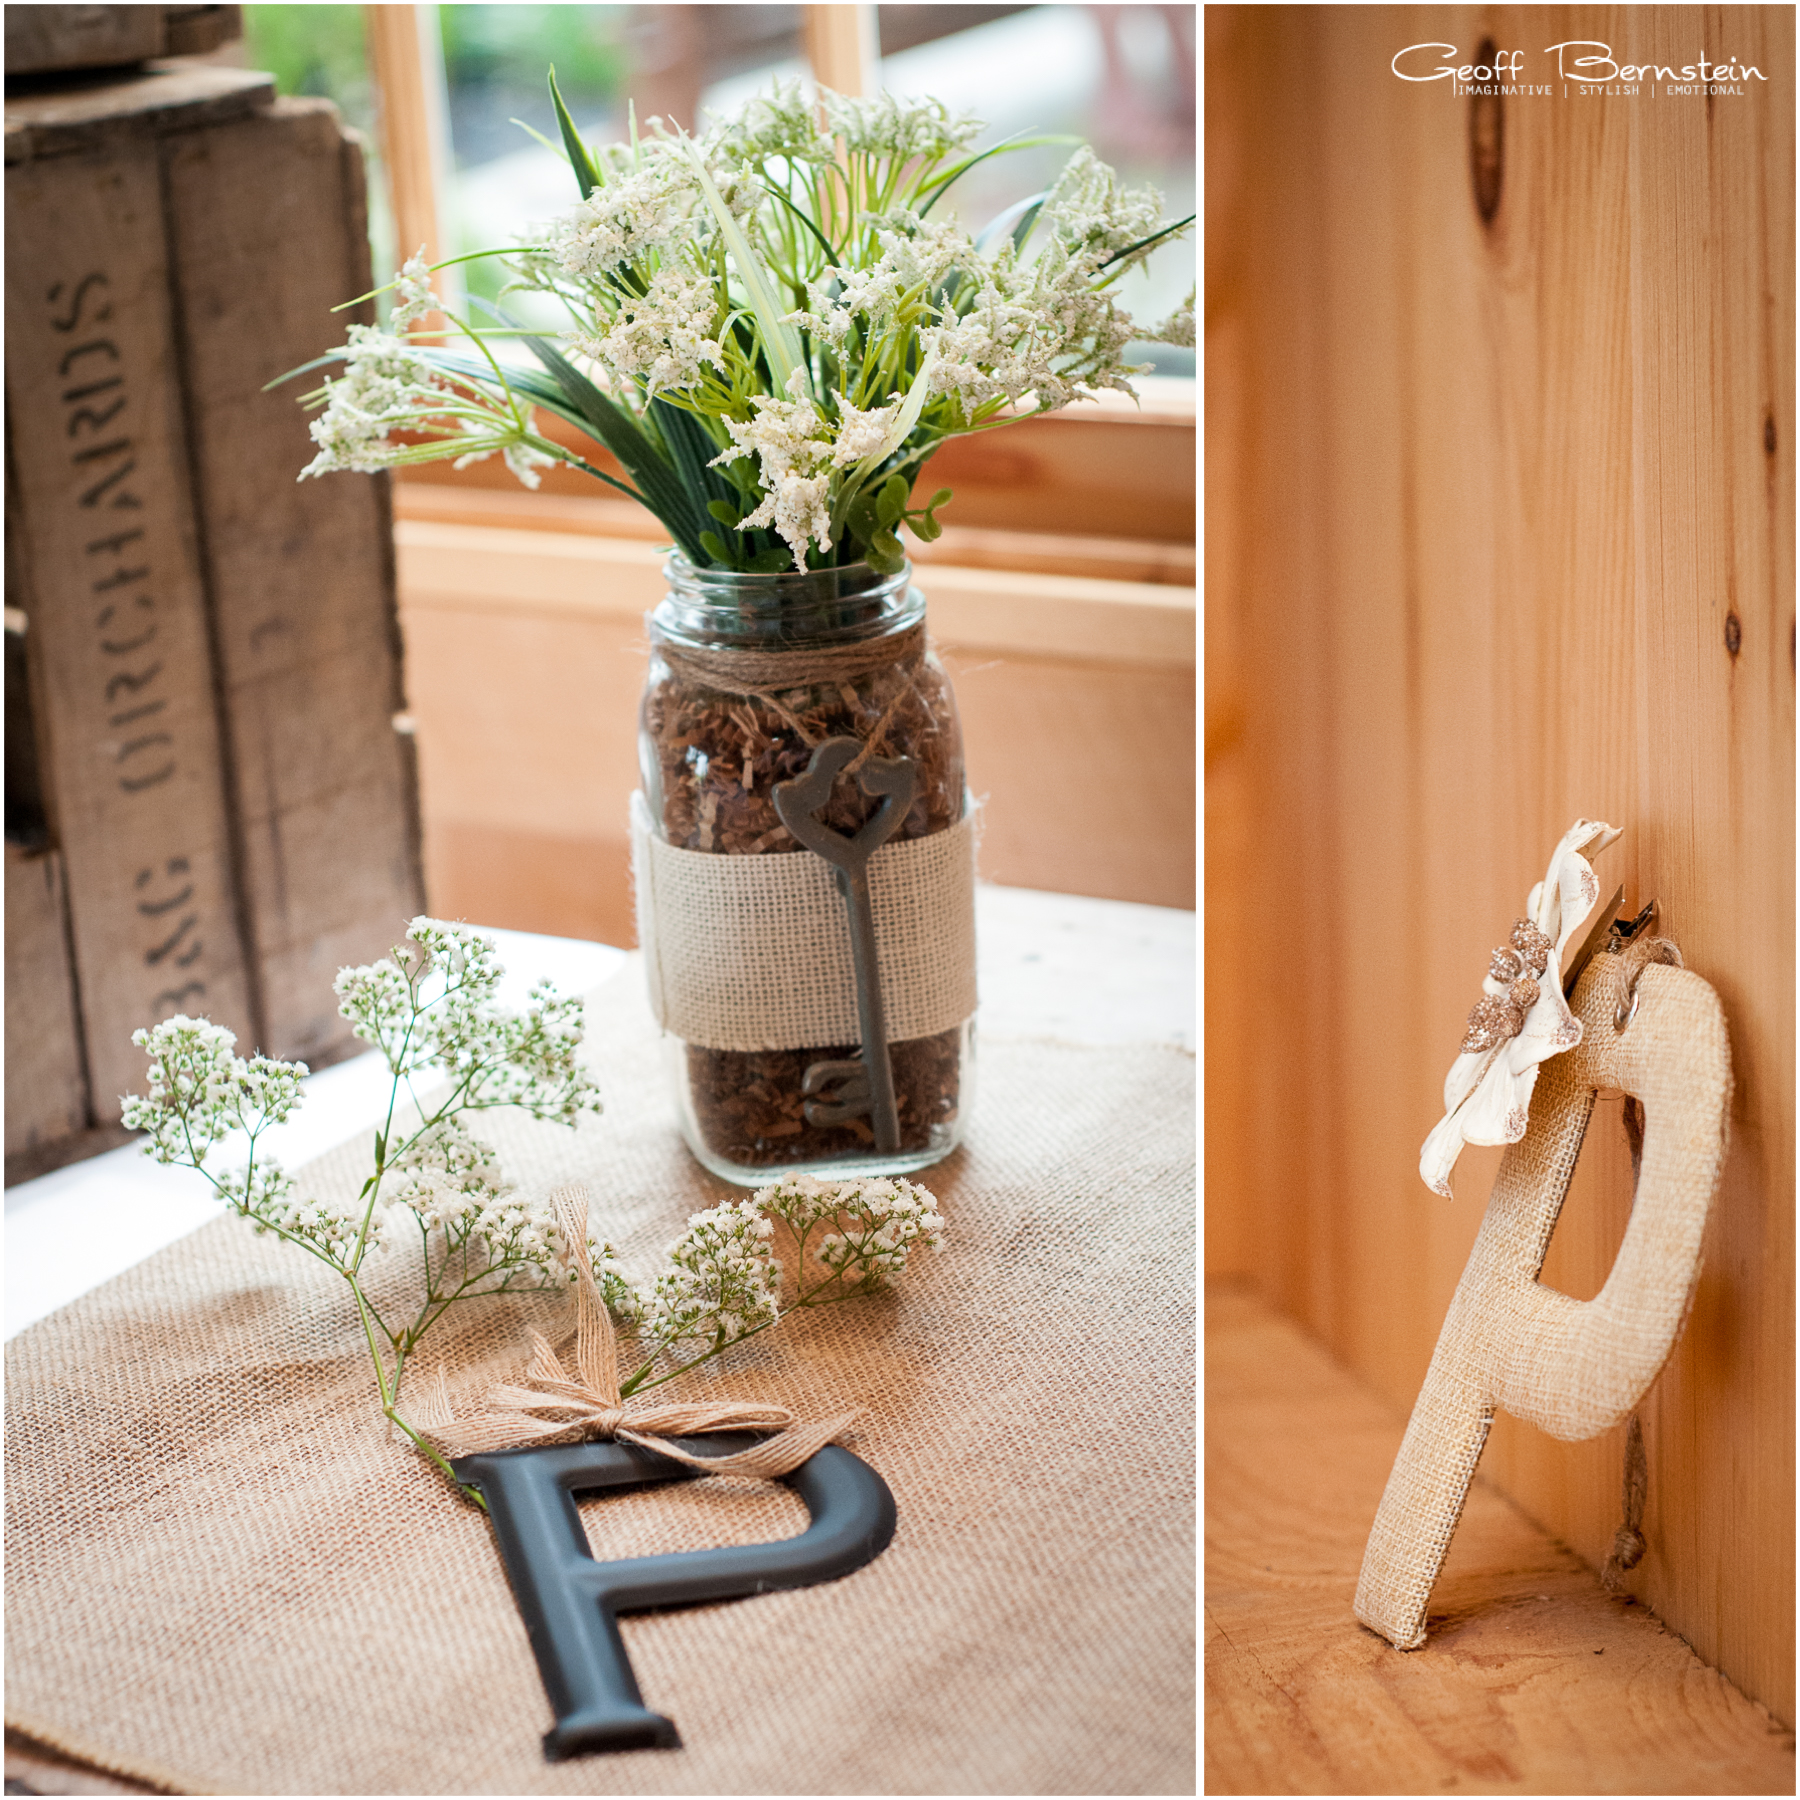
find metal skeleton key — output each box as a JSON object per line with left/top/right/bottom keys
{"left": 772, "top": 736, "right": 917, "bottom": 1153}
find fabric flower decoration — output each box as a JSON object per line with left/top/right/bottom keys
{"left": 1419, "top": 819, "right": 1622, "bottom": 1196}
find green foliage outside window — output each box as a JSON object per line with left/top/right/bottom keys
{"left": 241, "top": 4, "right": 375, "bottom": 135}
{"left": 437, "top": 4, "right": 623, "bottom": 96}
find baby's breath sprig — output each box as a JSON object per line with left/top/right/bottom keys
{"left": 122, "top": 928, "right": 947, "bottom": 1487}
{"left": 616, "top": 1173, "right": 946, "bottom": 1400}
{"left": 122, "top": 919, "right": 606, "bottom": 1486}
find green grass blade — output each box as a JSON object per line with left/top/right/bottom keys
{"left": 264, "top": 349, "right": 350, "bottom": 391}
{"left": 915, "top": 134, "right": 1080, "bottom": 218}
{"left": 508, "top": 116, "right": 564, "bottom": 158}
{"left": 684, "top": 141, "right": 806, "bottom": 393}
{"left": 760, "top": 179, "right": 842, "bottom": 267}
{"left": 521, "top": 336, "right": 709, "bottom": 560}
{"left": 976, "top": 191, "right": 1048, "bottom": 256}
{"left": 649, "top": 397, "right": 733, "bottom": 516}
{"left": 1097, "top": 213, "right": 1196, "bottom": 271}
{"left": 548, "top": 67, "right": 600, "bottom": 200}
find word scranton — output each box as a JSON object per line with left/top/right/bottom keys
{"left": 1393, "top": 42, "right": 1768, "bottom": 87}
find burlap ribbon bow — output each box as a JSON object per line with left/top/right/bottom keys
{"left": 416, "top": 1183, "right": 852, "bottom": 1479}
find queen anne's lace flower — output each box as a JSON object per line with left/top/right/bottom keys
{"left": 553, "top": 158, "right": 700, "bottom": 278}
{"left": 829, "top": 393, "right": 904, "bottom": 466}
{"left": 1040, "top": 146, "right": 1166, "bottom": 265}
{"left": 708, "top": 371, "right": 839, "bottom": 567}
{"left": 453, "top": 436, "right": 557, "bottom": 490}
{"left": 1420, "top": 820, "right": 1623, "bottom": 1197}
{"left": 869, "top": 210, "right": 977, "bottom": 292}
{"left": 821, "top": 88, "right": 981, "bottom": 162}
{"left": 572, "top": 259, "right": 725, "bottom": 396}
{"left": 1148, "top": 288, "right": 1195, "bottom": 350}
{"left": 299, "top": 324, "right": 447, "bottom": 478}
{"left": 704, "top": 80, "right": 834, "bottom": 165}
{"left": 390, "top": 248, "right": 438, "bottom": 330}
{"left": 298, "top": 84, "right": 1190, "bottom": 579}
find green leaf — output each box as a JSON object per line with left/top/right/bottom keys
{"left": 866, "top": 529, "right": 905, "bottom": 573}
{"left": 507, "top": 116, "right": 565, "bottom": 160}
{"left": 650, "top": 395, "right": 736, "bottom": 528}
{"left": 698, "top": 530, "right": 733, "bottom": 565}
{"left": 975, "top": 192, "right": 1048, "bottom": 256}
{"left": 916, "top": 133, "right": 1080, "bottom": 218}
{"left": 747, "top": 546, "right": 792, "bottom": 572}
{"left": 760, "top": 179, "right": 842, "bottom": 266}
{"left": 926, "top": 488, "right": 952, "bottom": 511}
{"left": 845, "top": 494, "right": 879, "bottom": 541}
{"left": 877, "top": 473, "right": 909, "bottom": 526}
{"left": 548, "top": 67, "right": 601, "bottom": 200}
{"left": 911, "top": 512, "right": 943, "bottom": 542}
{"left": 706, "top": 498, "right": 741, "bottom": 525}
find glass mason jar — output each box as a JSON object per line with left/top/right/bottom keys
{"left": 638, "top": 554, "right": 974, "bottom": 1186}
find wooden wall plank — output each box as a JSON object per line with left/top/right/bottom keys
{"left": 1208, "top": 2, "right": 1794, "bottom": 1723}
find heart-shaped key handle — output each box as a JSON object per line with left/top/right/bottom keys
{"left": 773, "top": 737, "right": 917, "bottom": 1152}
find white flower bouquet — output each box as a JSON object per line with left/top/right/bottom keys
{"left": 294, "top": 78, "right": 1194, "bottom": 574}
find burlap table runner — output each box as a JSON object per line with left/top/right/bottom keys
{"left": 5, "top": 958, "right": 1194, "bottom": 1796}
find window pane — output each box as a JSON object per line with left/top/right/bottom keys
{"left": 877, "top": 5, "right": 1195, "bottom": 377}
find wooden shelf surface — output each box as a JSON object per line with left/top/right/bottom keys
{"left": 1205, "top": 1283, "right": 1795, "bottom": 1796}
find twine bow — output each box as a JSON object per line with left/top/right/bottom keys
{"left": 416, "top": 1184, "right": 852, "bottom": 1479}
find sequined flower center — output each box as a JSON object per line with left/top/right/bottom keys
{"left": 1460, "top": 920, "right": 1554, "bottom": 1052}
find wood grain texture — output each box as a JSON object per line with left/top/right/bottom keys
{"left": 802, "top": 2, "right": 879, "bottom": 97}
{"left": 162, "top": 98, "right": 424, "bottom": 1066}
{"left": 1206, "top": 4, "right": 1793, "bottom": 1721}
{"left": 3, "top": 845, "right": 88, "bottom": 1162}
{"left": 1206, "top": 1282, "right": 1795, "bottom": 1796}
{"left": 364, "top": 2, "right": 445, "bottom": 272}
{"left": 4, "top": 137, "right": 255, "bottom": 1121}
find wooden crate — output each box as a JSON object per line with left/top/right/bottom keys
{"left": 4, "top": 61, "right": 423, "bottom": 1184}
{"left": 3, "top": 5, "right": 241, "bottom": 78}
